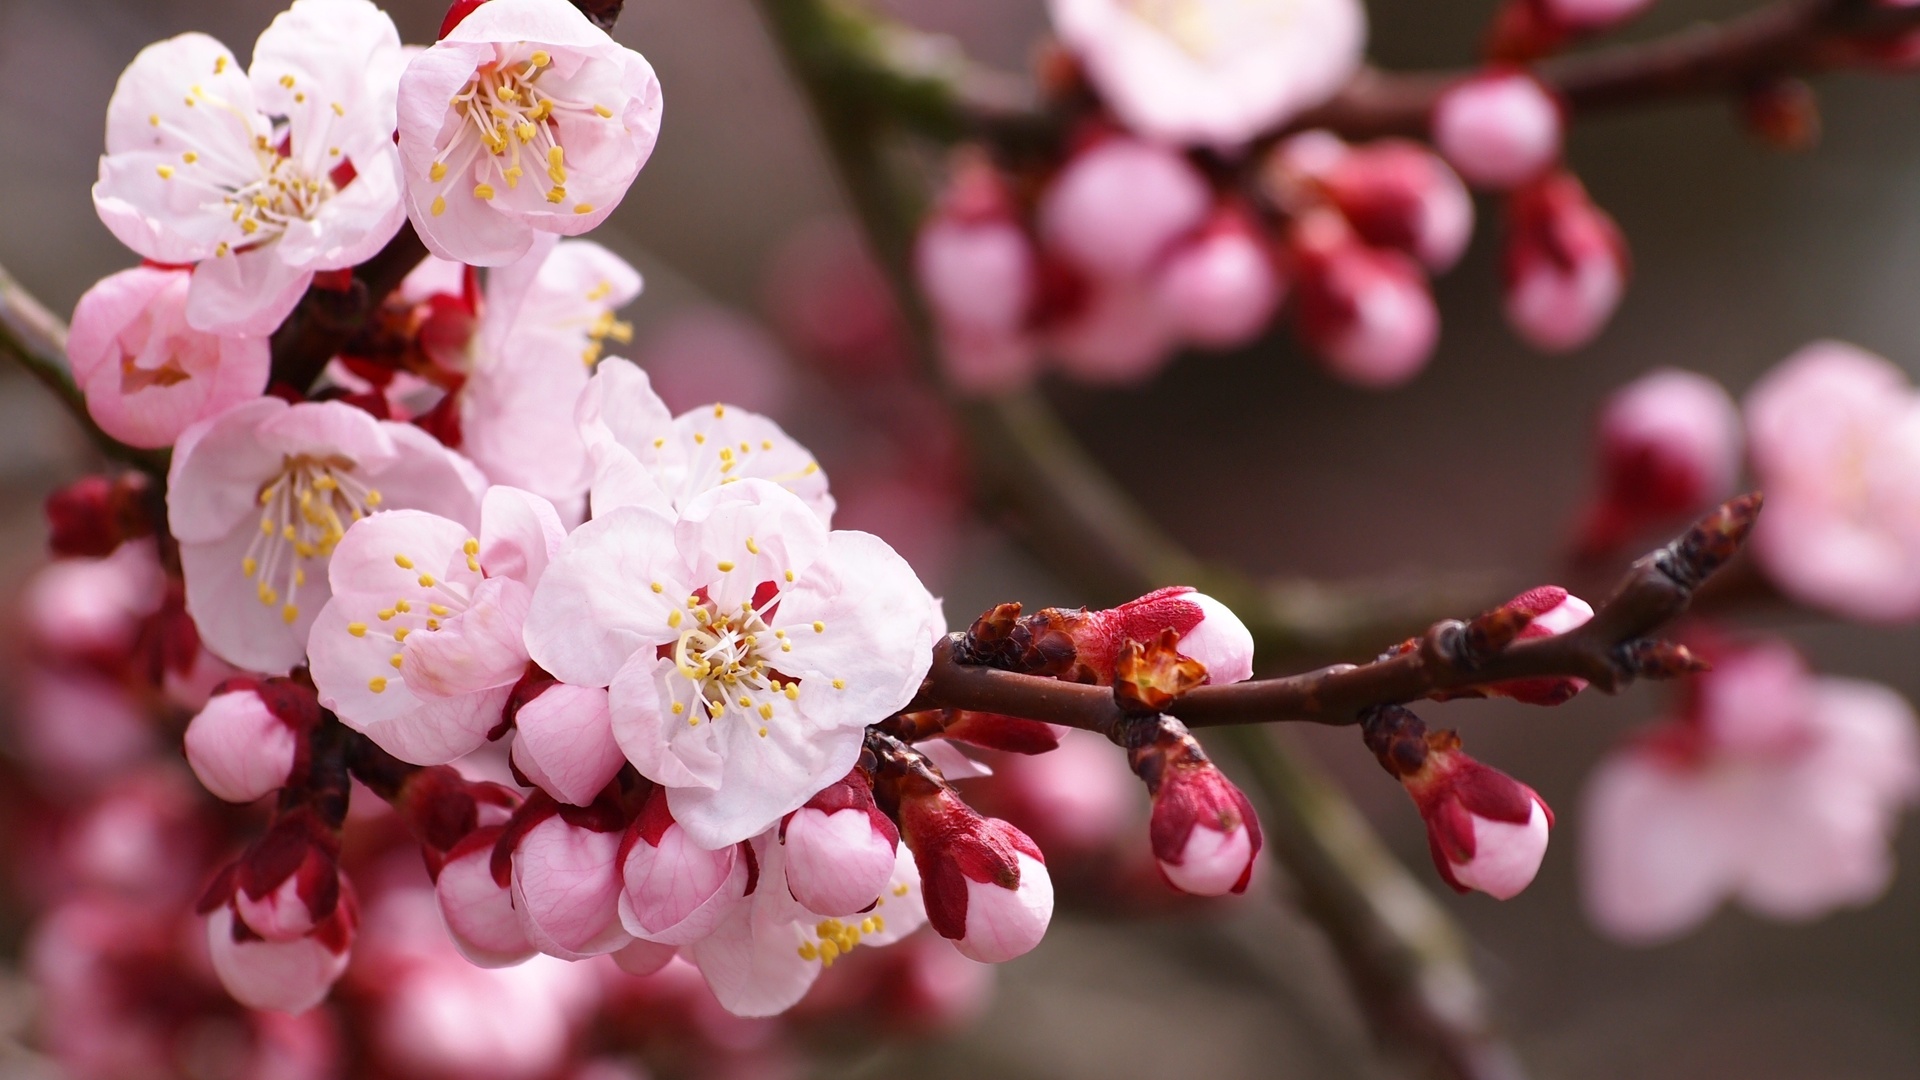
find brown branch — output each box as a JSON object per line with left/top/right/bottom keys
{"left": 267, "top": 223, "right": 427, "bottom": 394}
{"left": 907, "top": 494, "right": 1759, "bottom": 735}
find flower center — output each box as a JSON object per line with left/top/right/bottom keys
{"left": 669, "top": 592, "right": 793, "bottom": 737}
{"left": 349, "top": 540, "right": 484, "bottom": 695}
{"left": 243, "top": 456, "right": 383, "bottom": 625}
{"left": 427, "top": 49, "right": 618, "bottom": 219}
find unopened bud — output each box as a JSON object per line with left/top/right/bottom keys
{"left": 895, "top": 784, "right": 1052, "bottom": 964}
{"left": 1483, "top": 586, "right": 1594, "bottom": 706}
{"left": 1740, "top": 78, "right": 1820, "bottom": 152}
{"left": 1154, "top": 206, "right": 1284, "bottom": 349}
{"left": 782, "top": 771, "right": 900, "bottom": 916}
{"left": 45, "top": 473, "right": 153, "bottom": 558}
{"left": 1037, "top": 137, "right": 1211, "bottom": 281}
{"left": 1123, "top": 716, "right": 1262, "bottom": 896}
{"left": 510, "top": 682, "right": 626, "bottom": 807}
{"left": 1575, "top": 368, "right": 1742, "bottom": 559}
{"left": 207, "top": 888, "right": 356, "bottom": 1014}
{"left": 1291, "top": 211, "right": 1439, "bottom": 388}
{"left": 1316, "top": 138, "right": 1476, "bottom": 272}
{"left": 1432, "top": 71, "right": 1563, "bottom": 191}
{"left": 183, "top": 682, "right": 303, "bottom": 804}
{"left": 617, "top": 787, "right": 749, "bottom": 945}
{"left": 509, "top": 799, "right": 632, "bottom": 960}
{"left": 435, "top": 826, "right": 535, "bottom": 967}
{"left": 1503, "top": 171, "right": 1629, "bottom": 353}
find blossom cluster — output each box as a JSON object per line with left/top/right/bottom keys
{"left": 914, "top": 0, "right": 1634, "bottom": 395}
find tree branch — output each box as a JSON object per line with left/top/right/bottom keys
{"left": 267, "top": 223, "right": 428, "bottom": 394}
{"left": 907, "top": 494, "right": 1758, "bottom": 735}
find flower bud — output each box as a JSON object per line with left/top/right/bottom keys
{"left": 1124, "top": 717, "right": 1262, "bottom": 896}
{"left": 1318, "top": 140, "right": 1475, "bottom": 272}
{"left": 964, "top": 587, "right": 1254, "bottom": 687}
{"left": 917, "top": 157, "right": 1036, "bottom": 339}
{"left": 510, "top": 682, "right": 627, "bottom": 808}
{"left": 1154, "top": 206, "right": 1285, "bottom": 349}
{"left": 435, "top": 827, "right": 536, "bottom": 968}
{"left": 1046, "top": 277, "right": 1179, "bottom": 385}
{"left": 1038, "top": 137, "right": 1211, "bottom": 281}
{"left": 184, "top": 685, "right": 301, "bottom": 804}
{"left": 1432, "top": 71, "right": 1563, "bottom": 190}
{"left": 1503, "top": 172, "right": 1629, "bottom": 353}
{"left": 617, "top": 787, "right": 749, "bottom": 945}
{"left": 45, "top": 473, "right": 153, "bottom": 558}
{"left": 510, "top": 803, "right": 632, "bottom": 960}
{"left": 1538, "top": 0, "right": 1655, "bottom": 33}
{"left": 896, "top": 786, "right": 1052, "bottom": 963}
{"left": 1290, "top": 212, "right": 1439, "bottom": 388}
{"left": 207, "top": 885, "right": 357, "bottom": 1014}
{"left": 1575, "top": 368, "right": 1743, "bottom": 558}
{"left": 1364, "top": 706, "right": 1554, "bottom": 899}
{"left": 782, "top": 772, "right": 900, "bottom": 917}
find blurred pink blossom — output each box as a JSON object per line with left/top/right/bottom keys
{"left": 1432, "top": 71, "right": 1563, "bottom": 190}
{"left": 1502, "top": 172, "right": 1629, "bottom": 353}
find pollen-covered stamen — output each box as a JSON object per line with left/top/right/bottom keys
{"left": 156, "top": 81, "right": 349, "bottom": 252}
{"left": 429, "top": 48, "right": 619, "bottom": 217}
{"left": 241, "top": 456, "right": 382, "bottom": 624}
{"left": 666, "top": 578, "right": 822, "bottom": 737}
{"left": 355, "top": 540, "right": 484, "bottom": 694}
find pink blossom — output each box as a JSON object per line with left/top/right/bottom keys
{"left": 917, "top": 160, "right": 1042, "bottom": 395}
{"left": 1582, "top": 640, "right": 1920, "bottom": 943}
{"left": 1291, "top": 212, "right": 1439, "bottom": 388}
{"left": 168, "top": 397, "right": 487, "bottom": 673}
{"left": 1155, "top": 208, "right": 1285, "bottom": 350}
{"left": 512, "top": 682, "right": 627, "bottom": 806}
{"left": 310, "top": 485, "right": 562, "bottom": 764}
{"left": 526, "top": 480, "right": 943, "bottom": 848}
{"left": 1046, "top": 276, "right": 1181, "bottom": 385}
{"left": 1431, "top": 71, "right": 1563, "bottom": 191}
{"left": 1575, "top": 368, "right": 1743, "bottom": 557}
{"left": 183, "top": 686, "right": 299, "bottom": 803}
{"left": 574, "top": 359, "right": 835, "bottom": 523}
{"left": 436, "top": 829, "right": 537, "bottom": 967}
{"left": 1301, "top": 137, "right": 1476, "bottom": 272}
{"left": 206, "top": 888, "right": 356, "bottom": 1014}
{"left": 1037, "top": 138, "right": 1210, "bottom": 281}
{"left": 617, "top": 787, "right": 751, "bottom": 945}
{"left": 897, "top": 784, "right": 1054, "bottom": 963}
{"left": 687, "top": 833, "right": 929, "bottom": 1017}
{"left": 511, "top": 808, "right": 633, "bottom": 960}
{"left": 397, "top": 0, "right": 663, "bottom": 265}
{"left": 781, "top": 771, "right": 900, "bottom": 917}
{"left": 1147, "top": 752, "right": 1262, "bottom": 897}
{"left": 1503, "top": 172, "right": 1629, "bottom": 352}
{"left": 1743, "top": 341, "right": 1920, "bottom": 622}
{"left": 66, "top": 266, "right": 269, "bottom": 449}
{"left": 23, "top": 539, "right": 164, "bottom": 662}
{"left": 635, "top": 306, "right": 797, "bottom": 417}
{"left": 93, "top": 0, "right": 408, "bottom": 334}
{"left": 1048, "top": 0, "right": 1367, "bottom": 148}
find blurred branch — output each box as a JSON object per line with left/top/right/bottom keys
{"left": 0, "top": 262, "right": 170, "bottom": 475}
{"left": 753, "top": 4, "right": 1541, "bottom": 1078}
{"left": 907, "top": 494, "right": 1757, "bottom": 735}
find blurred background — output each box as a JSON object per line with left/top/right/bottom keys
{"left": 2, "top": 0, "right": 1917, "bottom": 1076}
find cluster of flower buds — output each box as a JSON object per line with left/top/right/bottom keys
{"left": 1361, "top": 704, "right": 1554, "bottom": 899}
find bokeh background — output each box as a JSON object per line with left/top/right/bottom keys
{"left": 2, "top": 0, "right": 1917, "bottom": 1076}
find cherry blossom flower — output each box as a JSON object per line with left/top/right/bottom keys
{"left": 66, "top": 266, "right": 269, "bottom": 449}
{"left": 617, "top": 787, "right": 752, "bottom": 945}
{"left": 1048, "top": 0, "right": 1367, "bottom": 148}
{"left": 183, "top": 683, "right": 302, "bottom": 803}
{"left": 1743, "top": 341, "right": 1920, "bottom": 622}
{"left": 1037, "top": 138, "right": 1210, "bottom": 282}
{"left": 687, "top": 833, "right": 928, "bottom": 1017}
{"left": 525, "top": 480, "right": 944, "bottom": 848}
{"left": 1503, "top": 171, "right": 1629, "bottom": 353}
{"left": 397, "top": 0, "right": 664, "bottom": 265}
{"left": 1575, "top": 368, "right": 1743, "bottom": 558}
{"left": 1582, "top": 639, "right": 1920, "bottom": 943}
{"left": 1431, "top": 71, "right": 1563, "bottom": 191}
{"left": 167, "top": 397, "right": 485, "bottom": 674}
{"left": 309, "top": 486, "right": 564, "bottom": 765}
{"left": 206, "top": 883, "right": 357, "bottom": 1014}
{"left": 574, "top": 358, "right": 835, "bottom": 523}
{"left": 93, "top": 0, "right": 407, "bottom": 334}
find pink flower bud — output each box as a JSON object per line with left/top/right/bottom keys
{"left": 511, "top": 683, "right": 627, "bottom": 807}
{"left": 898, "top": 787, "right": 1053, "bottom": 963}
{"left": 183, "top": 687, "right": 299, "bottom": 804}
{"left": 1539, "top": 0, "right": 1656, "bottom": 33}
{"left": 511, "top": 810, "right": 632, "bottom": 960}
{"left": 782, "top": 773, "right": 900, "bottom": 917}
{"left": 1149, "top": 761, "right": 1262, "bottom": 897}
{"left": 1046, "top": 278, "right": 1180, "bottom": 385}
{"left": 1575, "top": 368, "right": 1743, "bottom": 557}
{"left": 1291, "top": 213, "right": 1439, "bottom": 388}
{"left": 1066, "top": 586, "right": 1256, "bottom": 686}
{"left": 435, "top": 828, "right": 535, "bottom": 968}
{"left": 616, "top": 789, "right": 750, "bottom": 945}
{"left": 1482, "top": 585, "right": 1595, "bottom": 706}
{"left": 917, "top": 159, "right": 1036, "bottom": 337}
{"left": 1317, "top": 139, "right": 1475, "bottom": 272}
{"left": 219, "top": 816, "right": 343, "bottom": 944}
{"left": 207, "top": 888, "right": 357, "bottom": 1014}
{"left": 1432, "top": 71, "right": 1563, "bottom": 190}
{"left": 1038, "top": 138, "right": 1211, "bottom": 281}
{"left": 1503, "top": 172, "right": 1629, "bottom": 353}
{"left": 1154, "top": 208, "right": 1285, "bottom": 349}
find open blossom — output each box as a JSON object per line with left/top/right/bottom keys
{"left": 525, "top": 480, "right": 944, "bottom": 848}
{"left": 93, "top": 0, "right": 407, "bottom": 334}
{"left": 1431, "top": 71, "right": 1563, "bottom": 191}
{"left": 687, "top": 833, "right": 928, "bottom": 1017}
{"left": 310, "top": 486, "right": 564, "bottom": 765}
{"left": 168, "top": 397, "right": 486, "bottom": 674}
{"left": 1575, "top": 368, "right": 1743, "bottom": 558}
{"left": 1503, "top": 172, "right": 1629, "bottom": 353}
{"left": 1743, "top": 341, "right": 1920, "bottom": 622}
{"left": 397, "top": 0, "right": 664, "bottom": 265}
{"left": 1582, "top": 638, "right": 1920, "bottom": 943}
{"left": 1048, "top": 0, "right": 1366, "bottom": 148}
{"left": 66, "top": 266, "right": 269, "bottom": 449}
{"left": 574, "top": 358, "right": 835, "bottom": 523}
